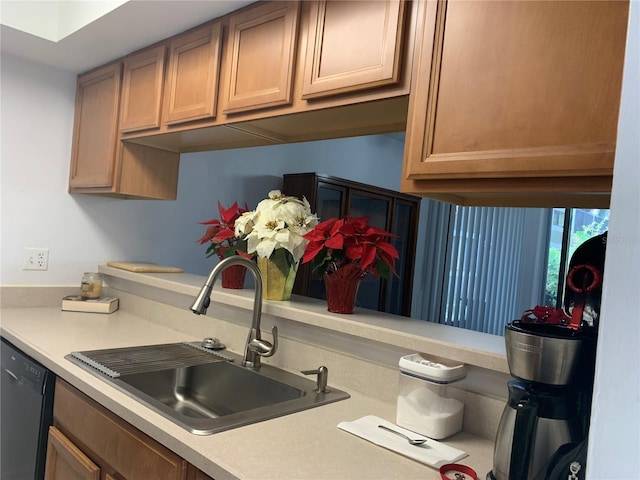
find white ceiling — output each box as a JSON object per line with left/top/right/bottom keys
{"left": 0, "top": 0, "right": 253, "bottom": 73}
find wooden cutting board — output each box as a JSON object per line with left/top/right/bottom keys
{"left": 106, "top": 262, "right": 184, "bottom": 273}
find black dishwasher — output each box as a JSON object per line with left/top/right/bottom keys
{"left": 1, "top": 337, "right": 55, "bottom": 480}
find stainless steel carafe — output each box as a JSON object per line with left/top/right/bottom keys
{"left": 491, "top": 381, "right": 584, "bottom": 480}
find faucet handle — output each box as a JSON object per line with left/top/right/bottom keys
{"left": 248, "top": 325, "right": 278, "bottom": 357}
{"left": 302, "top": 366, "right": 329, "bottom": 393}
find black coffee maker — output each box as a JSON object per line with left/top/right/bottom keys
{"left": 488, "top": 232, "right": 606, "bottom": 480}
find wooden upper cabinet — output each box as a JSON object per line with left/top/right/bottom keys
{"left": 302, "top": 0, "right": 406, "bottom": 99}
{"left": 69, "top": 61, "right": 179, "bottom": 200}
{"left": 223, "top": 1, "right": 300, "bottom": 114}
{"left": 402, "top": 0, "right": 629, "bottom": 205}
{"left": 69, "top": 62, "right": 122, "bottom": 189}
{"left": 164, "top": 22, "right": 223, "bottom": 125}
{"left": 120, "top": 45, "right": 166, "bottom": 133}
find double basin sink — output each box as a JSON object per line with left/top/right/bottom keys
{"left": 66, "top": 342, "right": 349, "bottom": 435}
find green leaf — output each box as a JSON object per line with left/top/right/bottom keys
{"left": 270, "top": 248, "right": 295, "bottom": 276}
{"left": 224, "top": 238, "right": 250, "bottom": 258}
{"left": 310, "top": 249, "right": 332, "bottom": 277}
{"left": 374, "top": 259, "right": 392, "bottom": 281}
{"left": 204, "top": 243, "right": 218, "bottom": 258}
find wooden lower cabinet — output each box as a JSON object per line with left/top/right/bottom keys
{"left": 45, "top": 426, "right": 100, "bottom": 480}
{"left": 46, "top": 379, "right": 213, "bottom": 480}
{"left": 186, "top": 465, "right": 214, "bottom": 480}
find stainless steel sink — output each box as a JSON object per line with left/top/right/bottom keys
{"left": 66, "top": 342, "right": 349, "bottom": 435}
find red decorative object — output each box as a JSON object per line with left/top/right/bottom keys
{"left": 521, "top": 305, "right": 570, "bottom": 325}
{"left": 323, "top": 262, "right": 367, "bottom": 314}
{"left": 198, "top": 201, "right": 250, "bottom": 259}
{"left": 302, "top": 216, "right": 399, "bottom": 314}
{"left": 198, "top": 201, "right": 252, "bottom": 290}
{"left": 302, "top": 216, "right": 399, "bottom": 281}
{"left": 221, "top": 263, "right": 246, "bottom": 289}
{"left": 566, "top": 263, "right": 603, "bottom": 330}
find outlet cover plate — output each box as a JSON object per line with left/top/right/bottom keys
{"left": 23, "top": 248, "right": 49, "bottom": 271}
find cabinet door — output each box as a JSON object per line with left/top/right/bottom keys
{"left": 164, "top": 22, "right": 223, "bottom": 125}
{"left": 223, "top": 1, "right": 300, "bottom": 114}
{"left": 186, "top": 464, "right": 214, "bottom": 480}
{"left": 403, "top": 0, "right": 628, "bottom": 181}
{"left": 385, "top": 199, "right": 417, "bottom": 315}
{"left": 348, "top": 191, "right": 390, "bottom": 312}
{"left": 302, "top": 0, "right": 406, "bottom": 99}
{"left": 307, "top": 182, "right": 348, "bottom": 298}
{"left": 69, "top": 62, "right": 122, "bottom": 188}
{"left": 120, "top": 45, "right": 166, "bottom": 132}
{"left": 45, "top": 426, "right": 100, "bottom": 480}
{"left": 348, "top": 191, "right": 389, "bottom": 229}
{"left": 316, "top": 182, "right": 347, "bottom": 219}
{"left": 54, "top": 380, "right": 187, "bottom": 480}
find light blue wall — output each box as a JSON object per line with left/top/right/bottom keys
{"left": 157, "top": 134, "right": 429, "bottom": 287}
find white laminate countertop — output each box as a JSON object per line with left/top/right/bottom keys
{"left": 0, "top": 307, "right": 494, "bottom": 479}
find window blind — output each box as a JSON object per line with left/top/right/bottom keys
{"left": 419, "top": 203, "right": 528, "bottom": 335}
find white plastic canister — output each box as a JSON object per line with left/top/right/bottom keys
{"left": 396, "top": 353, "right": 467, "bottom": 439}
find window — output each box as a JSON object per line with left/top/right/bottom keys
{"left": 545, "top": 208, "right": 610, "bottom": 307}
{"left": 417, "top": 203, "right": 607, "bottom": 336}
{"left": 418, "top": 202, "right": 548, "bottom": 336}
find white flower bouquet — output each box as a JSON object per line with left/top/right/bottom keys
{"left": 235, "top": 190, "right": 318, "bottom": 275}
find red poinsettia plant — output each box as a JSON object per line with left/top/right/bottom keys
{"left": 198, "top": 201, "right": 251, "bottom": 259}
{"left": 301, "top": 216, "right": 399, "bottom": 280}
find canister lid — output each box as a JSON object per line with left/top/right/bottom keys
{"left": 399, "top": 353, "right": 466, "bottom": 382}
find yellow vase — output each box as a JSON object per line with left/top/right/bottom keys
{"left": 257, "top": 256, "right": 298, "bottom": 300}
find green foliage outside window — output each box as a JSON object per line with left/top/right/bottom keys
{"left": 545, "top": 247, "right": 561, "bottom": 305}
{"left": 545, "top": 215, "right": 609, "bottom": 307}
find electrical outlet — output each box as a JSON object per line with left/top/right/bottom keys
{"left": 23, "top": 248, "right": 49, "bottom": 271}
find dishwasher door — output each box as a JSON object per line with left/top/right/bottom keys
{"left": 1, "top": 337, "right": 55, "bottom": 480}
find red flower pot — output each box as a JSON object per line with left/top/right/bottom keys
{"left": 323, "top": 263, "right": 367, "bottom": 314}
{"left": 221, "top": 264, "right": 246, "bottom": 289}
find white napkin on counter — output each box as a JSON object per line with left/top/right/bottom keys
{"left": 337, "top": 415, "right": 468, "bottom": 468}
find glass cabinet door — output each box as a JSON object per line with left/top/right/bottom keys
{"left": 348, "top": 190, "right": 390, "bottom": 311}
{"left": 349, "top": 192, "right": 389, "bottom": 228}
{"left": 309, "top": 183, "right": 347, "bottom": 299}
{"left": 385, "top": 200, "right": 414, "bottom": 315}
{"left": 317, "top": 183, "right": 346, "bottom": 220}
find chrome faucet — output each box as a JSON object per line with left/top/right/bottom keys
{"left": 190, "top": 256, "right": 277, "bottom": 368}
